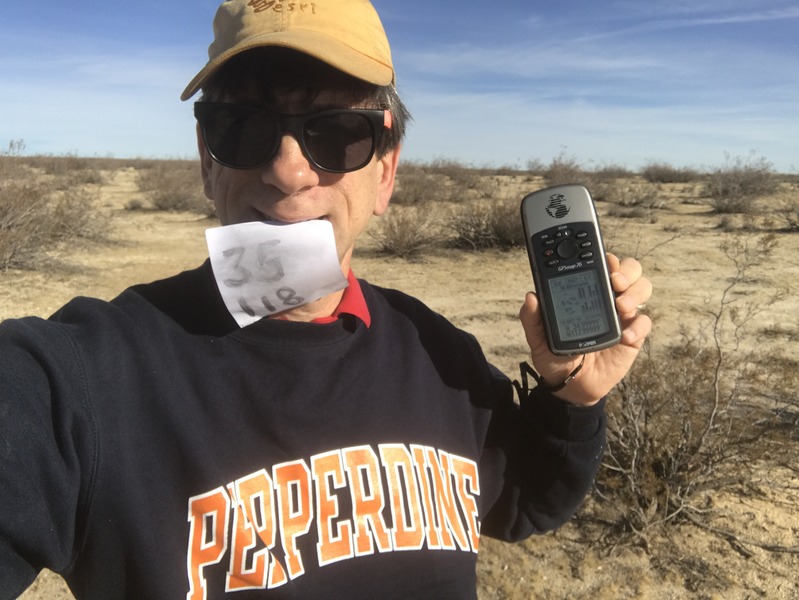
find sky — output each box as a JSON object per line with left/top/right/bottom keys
{"left": 1, "top": 0, "right": 797, "bottom": 173}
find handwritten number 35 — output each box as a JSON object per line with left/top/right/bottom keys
{"left": 222, "top": 241, "right": 284, "bottom": 287}
{"left": 221, "top": 242, "right": 304, "bottom": 311}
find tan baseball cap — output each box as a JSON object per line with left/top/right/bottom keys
{"left": 181, "top": 0, "right": 394, "bottom": 101}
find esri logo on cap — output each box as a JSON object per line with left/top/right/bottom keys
{"left": 247, "top": 0, "right": 317, "bottom": 14}
{"left": 545, "top": 193, "right": 571, "bottom": 219}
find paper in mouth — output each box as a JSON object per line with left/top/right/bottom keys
{"left": 205, "top": 220, "right": 348, "bottom": 328}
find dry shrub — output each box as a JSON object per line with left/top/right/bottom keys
{"left": 49, "top": 187, "right": 110, "bottom": 242}
{"left": 392, "top": 167, "right": 441, "bottom": 205}
{"left": 369, "top": 205, "right": 444, "bottom": 258}
{"left": 448, "top": 198, "right": 524, "bottom": 250}
{"left": 393, "top": 160, "right": 493, "bottom": 206}
{"left": 703, "top": 153, "right": 779, "bottom": 214}
{"left": 22, "top": 154, "right": 106, "bottom": 185}
{"left": 586, "top": 234, "right": 796, "bottom": 553}
{"left": 389, "top": 160, "right": 521, "bottom": 253}
{"left": 777, "top": 195, "right": 799, "bottom": 231}
{"left": 595, "top": 337, "right": 763, "bottom": 545}
{"left": 0, "top": 182, "right": 53, "bottom": 269}
{"left": 427, "top": 158, "right": 487, "bottom": 195}
{"left": 598, "top": 181, "right": 662, "bottom": 223}
{"left": 590, "top": 163, "right": 637, "bottom": 181}
{"left": 641, "top": 161, "right": 700, "bottom": 184}
{"left": 543, "top": 149, "right": 587, "bottom": 186}
{"left": 135, "top": 161, "right": 212, "bottom": 214}
{"left": 593, "top": 180, "right": 660, "bottom": 207}
{"left": 525, "top": 158, "right": 546, "bottom": 176}
{"left": 0, "top": 181, "right": 111, "bottom": 270}
{"left": 783, "top": 209, "right": 799, "bottom": 231}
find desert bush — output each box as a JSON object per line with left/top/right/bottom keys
{"left": 599, "top": 181, "right": 662, "bottom": 223}
{"left": 429, "top": 158, "right": 494, "bottom": 201}
{"left": 593, "top": 180, "right": 660, "bottom": 207}
{"left": 392, "top": 168, "right": 440, "bottom": 205}
{"left": 778, "top": 197, "right": 799, "bottom": 231}
{"left": 426, "top": 158, "right": 484, "bottom": 192}
{"left": 22, "top": 154, "right": 104, "bottom": 183}
{"left": 0, "top": 152, "right": 106, "bottom": 186}
{"left": 448, "top": 198, "right": 524, "bottom": 250}
{"left": 716, "top": 214, "right": 739, "bottom": 232}
{"left": 135, "top": 161, "right": 212, "bottom": 214}
{"left": 394, "top": 160, "right": 494, "bottom": 205}
{"left": 783, "top": 210, "right": 799, "bottom": 231}
{"left": 369, "top": 205, "right": 444, "bottom": 258}
{"left": 703, "top": 153, "right": 779, "bottom": 214}
{"left": 482, "top": 164, "right": 525, "bottom": 177}
{"left": 606, "top": 205, "right": 660, "bottom": 223}
{"left": 0, "top": 182, "right": 53, "bottom": 269}
{"left": 591, "top": 163, "right": 637, "bottom": 181}
{"left": 543, "top": 149, "right": 586, "bottom": 186}
{"left": 641, "top": 161, "right": 700, "bottom": 184}
{"left": 525, "top": 158, "right": 546, "bottom": 176}
{"left": 49, "top": 187, "right": 111, "bottom": 243}
{"left": 0, "top": 181, "right": 111, "bottom": 270}
{"left": 588, "top": 233, "right": 795, "bottom": 552}
{"left": 596, "top": 336, "right": 757, "bottom": 543}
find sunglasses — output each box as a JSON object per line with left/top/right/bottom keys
{"left": 194, "top": 102, "right": 393, "bottom": 173}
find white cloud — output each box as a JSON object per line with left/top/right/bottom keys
{"left": 401, "top": 44, "right": 667, "bottom": 81}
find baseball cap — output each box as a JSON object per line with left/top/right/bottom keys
{"left": 181, "top": 0, "right": 394, "bottom": 101}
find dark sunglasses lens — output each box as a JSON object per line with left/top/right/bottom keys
{"left": 201, "top": 105, "right": 278, "bottom": 169}
{"left": 304, "top": 113, "right": 375, "bottom": 172}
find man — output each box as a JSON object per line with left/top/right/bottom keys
{"left": 0, "top": 1, "right": 652, "bottom": 598}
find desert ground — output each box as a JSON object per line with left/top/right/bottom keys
{"left": 4, "top": 164, "right": 798, "bottom": 599}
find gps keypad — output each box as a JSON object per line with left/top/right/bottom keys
{"left": 531, "top": 222, "right": 598, "bottom": 270}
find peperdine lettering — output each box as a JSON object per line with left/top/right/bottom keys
{"left": 247, "top": 0, "right": 317, "bottom": 14}
{"left": 186, "top": 443, "right": 480, "bottom": 599}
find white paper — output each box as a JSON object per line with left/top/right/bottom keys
{"left": 205, "top": 220, "right": 348, "bottom": 328}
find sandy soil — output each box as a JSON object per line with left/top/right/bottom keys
{"left": 5, "top": 168, "right": 799, "bottom": 599}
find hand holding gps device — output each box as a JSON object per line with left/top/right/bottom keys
{"left": 521, "top": 184, "right": 621, "bottom": 355}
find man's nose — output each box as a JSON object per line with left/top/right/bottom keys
{"left": 260, "top": 133, "right": 319, "bottom": 193}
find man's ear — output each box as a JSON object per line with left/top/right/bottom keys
{"left": 373, "top": 145, "right": 401, "bottom": 216}
{"left": 196, "top": 123, "right": 214, "bottom": 200}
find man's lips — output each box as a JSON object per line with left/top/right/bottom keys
{"left": 261, "top": 215, "right": 330, "bottom": 225}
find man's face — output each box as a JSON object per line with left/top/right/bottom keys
{"left": 197, "top": 88, "right": 399, "bottom": 274}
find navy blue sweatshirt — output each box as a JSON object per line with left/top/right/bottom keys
{"left": 0, "top": 262, "right": 605, "bottom": 599}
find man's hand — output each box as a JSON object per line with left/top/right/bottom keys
{"left": 518, "top": 254, "right": 653, "bottom": 406}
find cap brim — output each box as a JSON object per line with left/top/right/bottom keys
{"left": 180, "top": 31, "right": 394, "bottom": 101}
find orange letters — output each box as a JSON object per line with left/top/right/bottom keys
{"left": 187, "top": 487, "right": 231, "bottom": 600}
{"left": 343, "top": 446, "right": 392, "bottom": 555}
{"left": 273, "top": 460, "right": 313, "bottom": 579}
{"left": 311, "top": 451, "right": 354, "bottom": 565}
{"left": 186, "top": 444, "right": 481, "bottom": 597}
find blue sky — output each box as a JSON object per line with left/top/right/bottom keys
{"left": 1, "top": 0, "right": 797, "bottom": 172}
